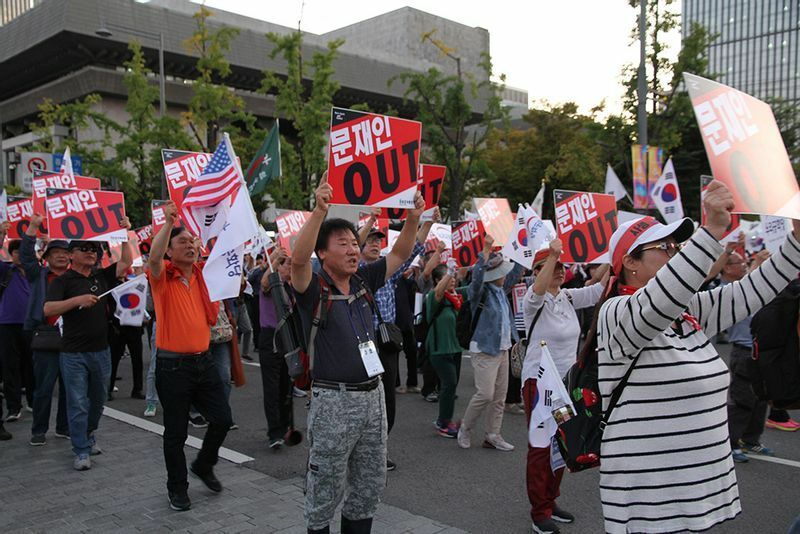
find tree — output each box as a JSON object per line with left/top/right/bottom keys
{"left": 260, "top": 31, "right": 343, "bottom": 209}
{"left": 182, "top": 6, "right": 259, "bottom": 153}
{"left": 392, "top": 46, "right": 508, "bottom": 219}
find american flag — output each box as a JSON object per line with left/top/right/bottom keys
{"left": 182, "top": 136, "right": 242, "bottom": 210}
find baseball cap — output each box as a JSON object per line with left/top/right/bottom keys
{"left": 44, "top": 240, "right": 69, "bottom": 257}
{"left": 608, "top": 216, "right": 694, "bottom": 275}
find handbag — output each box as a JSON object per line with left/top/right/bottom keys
{"left": 377, "top": 321, "right": 404, "bottom": 353}
{"left": 510, "top": 306, "right": 544, "bottom": 379}
{"left": 210, "top": 305, "right": 234, "bottom": 344}
{"left": 31, "top": 324, "right": 62, "bottom": 352}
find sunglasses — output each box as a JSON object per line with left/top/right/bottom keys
{"left": 74, "top": 245, "right": 98, "bottom": 254}
{"left": 639, "top": 242, "right": 681, "bottom": 257}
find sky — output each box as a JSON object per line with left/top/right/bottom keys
{"left": 194, "top": 0, "right": 682, "bottom": 116}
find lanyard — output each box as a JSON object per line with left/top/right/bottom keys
{"left": 346, "top": 299, "right": 372, "bottom": 343}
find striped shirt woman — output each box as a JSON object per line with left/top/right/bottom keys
{"left": 594, "top": 181, "right": 800, "bottom": 533}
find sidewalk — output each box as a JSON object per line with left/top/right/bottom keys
{"left": 0, "top": 413, "right": 466, "bottom": 534}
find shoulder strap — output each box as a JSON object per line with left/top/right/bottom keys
{"left": 600, "top": 355, "right": 641, "bottom": 431}
{"left": 524, "top": 304, "right": 544, "bottom": 344}
{"left": 470, "top": 286, "right": 490, "bottom": 332}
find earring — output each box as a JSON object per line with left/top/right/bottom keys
{"left": 632, "top": 270, "right": 637, "bottom": 275}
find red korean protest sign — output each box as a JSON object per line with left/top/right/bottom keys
{"left": 45, "top": 188, "right": 128, "bottom": 243}
{"left": 101, "top": 231, "right": 142, "bottom": 268}
{"left": 451, "top": 220, "right": 486, "bottom": 267}
{"left": 327, "top": 107, "right": 422, "bottom": 209}
{"left": 275, "top": 210, "right": 312, "bottom": 256}
{"left": 6, "top": 196, "right": 33, "bottom": 239}
{"left": 161, "top": 149, "right": 212, "bottom": 206}
{"left": 134, "top": 225, "right": 154, "bottom": 255}
{"left": 512, "top": 283, "right": 527, "bottom": 316}
{"left": 685, "top": 73, "right": 800, "bottom": 218}
{"left": 554, "top": 190, "right": 618, "bottom": 264}
{"left": 700, "top": 175, "right": 741, "bottom": 243}
{"left": 474, "top": 198, "right": 514, "bottom": 246}
{"left": 380, "top": 164, "right": 446, "bottom": 220}
{"left": 424, "top": 223, "right": 453, "bottom": 264}
{"left": 32, "top": 170, "right": 101, "bottom": 234}
{"left": 357, "top": 215, "right": 390, "bottom": 250}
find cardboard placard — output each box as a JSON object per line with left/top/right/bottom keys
{"left": 424, "top": 222, "right": 453, "bottom": 264}
{"left": 451, "top": 220, "right": 486, "bottom": 267}
{"left": 161, "top": 149, "right": 213, "bottom": 235}
{"left": 760, "top": 215, "right": 789, "bottom": 254}
{"left": 32, "top": 170, "right": 101, "bottom": 234}
{"left": 512, "top": 283, "right": 527, "bottom": 316}
{"left": 685, "top": 73, "right": 800, "bottom": 218}
{"left": 474, "top": 198, "right": 514, "bottom": 246}
{"left": 275, "top": 210, "right": 312, "bottom": 256}
{"left": 327, "top": 107, "right": 421, "bottom": 209}
{"left": 380, "top": 164, "right": 446, "bottom": 220}
{"left": 134, "top": 225, "right": 154, "bottom": 255}
{"left": 45, "top": 188, "right": 127, "bottom": 243}
{"left": 554, "top": 190, "right": 618, "bottom": 264}
{"left": 102, "top": 231, "right": 142, "bottom": 268}
{"left": 6, "top": 196, "right": 33, "bottom": 239}
{"left": 700, "top": 175, "right": 741, "bottom": 243}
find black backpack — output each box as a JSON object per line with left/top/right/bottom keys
{"left": 456, "top": 287, "right": 488, "bottom": 349}
{"left": 748, "top": 280, "right": 800, "bottom": 410}
{"left": 554, "top": 332, "right": 640, "bottom": 472}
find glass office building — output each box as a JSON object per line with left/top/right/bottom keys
{"left": 682, "top": 0, "right": 799, "bottom": 103}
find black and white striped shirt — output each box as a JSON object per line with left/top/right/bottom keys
{"left": 597, "top": 228, "right": 800, "bottom": 534}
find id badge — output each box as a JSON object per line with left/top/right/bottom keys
{"left": 359, "top": 340, "right": 384, "bottom": 378}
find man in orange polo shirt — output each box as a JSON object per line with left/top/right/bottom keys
{"left": 147, "top": 200, "right": 232, "bottom": 512}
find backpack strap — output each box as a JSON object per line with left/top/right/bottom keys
{"left": 599, "top": 354, "right": 641, "bottom": 432}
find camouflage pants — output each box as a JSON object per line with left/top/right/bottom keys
{"left": 304, "top": 382, "right": 387, "bottom": 530}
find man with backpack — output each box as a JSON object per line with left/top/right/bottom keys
{"left": 291, "top": 173, "right": 425, "bottom": 534}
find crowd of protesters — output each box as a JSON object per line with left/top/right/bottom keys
{"left": 1, "top": 177, "right": 799, "bottom": 534}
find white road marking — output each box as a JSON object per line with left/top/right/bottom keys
{"left": 102, "top": 406, "right": 255, "bottom": 464}
{"left": 747, "top": 454, "right": 800, "bottom": 469}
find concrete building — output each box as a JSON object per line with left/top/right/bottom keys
{"left": 682, "top": 0, "right": 799, "bottom": 104}
{"left": 0, "top": 0, "right": 493, "bottom": 187}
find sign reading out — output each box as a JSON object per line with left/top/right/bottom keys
{"left": 380, "top": 164, "right": 446, "bottom": 220}
{"left": 45, "top": 188, "right": 128, "bottom": 243}
{"left": 452, "top": 220, "right": 486, "bottom": 267}
{"left": 327, "top": 108, "right": 422, "bottom": 209}
{"left": 553, "top": 190, "right": 618, "bottom": 264}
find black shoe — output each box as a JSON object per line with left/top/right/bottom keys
{"left": 269, "top": 437, "right": 284, "bottom": 450}
{"left": 0, "top": 424, "right": 11, "bottom": 441}
{"left": 241, "top": 353, "right": 254, "bottom": 362}
{"left": 551, "top": 506, "right": 574, "bottom": 523}
{"left": 341, "top": 515, "right": 373, "bottom": 534}
{"left": 189, "top": 415, "right": 208, "bottom": 428}
{"left": 532, "top": 518, "right": 560, "bottom": 534}
{"left": 190, "top": 461, "right": 222, "bottom": 492}
{"left": 106, "top": 392, "right": 114, "bottom": 401}
{"left": 29, "top": 434, "right": 46, "bottom": 446}
{"left": 131, "top": 391, "right": 146, "bottom": 400}
{"left": 386, "top": 459, "right": 396, "bottom": 471}
{"left": 168, "top": 490, "right": 191, "bottom": 511}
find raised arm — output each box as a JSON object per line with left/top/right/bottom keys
{"left": 703, "top": 238, "right": 739, "bottom": 284}
{"left": 291, "top": 173, "right": 330, "bottom": 294}
{"left": 467, "top": 234, "right": 494, "bottom": 306}
{"left": 385, "top": 190, "right": 424, "bottom": 282}
{"left": 148, "top": 201, "right": 178, "bottom": 279}
{"left": 423, "top": 241, "right": 446, "bottom": 280}
{"left": 600, "top": 180, "right": 733, "bottom": 360}
{"left": 115, "top": 216, "right": 133, "bottom": 278}
{"left": 533, "top": 239, "right": 562, "bottom": 296}
{"left": 21, "top": 214, "right": 44, "bottom": 280}
{"left": 357, "top": 208, "right": 381, "bottom": 247}
{"left": 688, "top": 223, "right": 800, "bottom": 338}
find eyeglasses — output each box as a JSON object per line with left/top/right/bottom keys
{"left": 639, "top": 242, "right": 681, "bottom": 257}
{"left": 74, "top": 245, "right": 97, "bottom": 254}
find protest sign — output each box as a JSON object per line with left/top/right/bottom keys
{"left": 700, "top": 175, "right": 741, "bottom": 243}
{"left": 275, "top": 210, "right": 312, "bottom": 256}
{"left": 102, "top": 231, "right": 142, "bottom": 268}
{"left": 554, "top": 190, "right": 618, "bottom": 264}
{"left": 647, "top": 146, "right": 664, "bottom": 210}
{"left": 380, "top": 164, "right": 446, "bottom": 220}
{"left": 512, "top": 283, "right": 527, "bottom": 316}
{"left": 760, "top": 215, "right": 789, "bottom": 254}
{"left": 6, "top": 196, "right": 33, "bottom": 239}
{"left": 381, "top": 229, "right": 401, "bottom": 257}
{"left": 45, "top": 188, "right": 127, "bottom": 243}
{"left": 161, "top": 149, "right": 213, "bottom": 235}
{"left": 0, "top": 189, "right": 7, "bottom": 223}
{"left": 474, "top": 198, "right": 514, "bottom": 246}
{"left": 327, "top": 107, "right": 422, "bottom": 209}
{"left": 32, "top": 170, "right": 101, "bottom": 234}
{"left": 423, "top": 222, "right": 453, "bottom": 263}
{"left": 452, "top": 220, "right": 486, "bottom": 267}
{"left": 134, "top": 225, "right": 154, "bottom": 255}
{"left": 685, "top": 73, "right": 800, "bottom": 218}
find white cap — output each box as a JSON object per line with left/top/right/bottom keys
{"left": 608, "top": 216, "right": 695, "bottom": 274}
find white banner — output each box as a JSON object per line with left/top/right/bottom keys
{"left": 760, "top": 215, "right": 790, "bottom": 254}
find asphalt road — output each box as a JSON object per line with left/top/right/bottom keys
{"left": 107, "top": 342, "right": 800, "bottom": 534}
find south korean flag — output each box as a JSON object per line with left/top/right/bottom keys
{"left": 650, "top": 158, "right": 685, "bottom": 224}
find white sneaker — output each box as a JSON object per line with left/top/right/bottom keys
{"left": 483, "top": 433, "right": 514, "bottom": 451}
{"left": 457, "top": 425, "right": 471, "bottom": 449}
{"left": 73, "top": 454, "right": 91, "bottom": 471}
{"left": 144, "top": 402, "right": 157, "bottom": 417}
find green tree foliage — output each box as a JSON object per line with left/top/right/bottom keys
{"left": 183, "top": 6, "right": 259, "bottom": 153}
{"left": 260, "top": 31, "right": 343, "bottom": 209}
{"left": 392, "top": 51, "right": 508, "bottom": 219}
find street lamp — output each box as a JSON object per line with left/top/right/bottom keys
{"left": 96, "top": 21, "right": 167, "bottom": 197}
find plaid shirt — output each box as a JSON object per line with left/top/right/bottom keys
{"left": 362, "top": 241, "right": 425, "bottom": 327}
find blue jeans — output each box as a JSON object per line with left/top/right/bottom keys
{"left": 210, "top": 342, "right": 231, "bottom": 403}
{"left": 60, "top": 350, "right": 111, "bottom": 456}
{"left": 146, "top": 324, "right": 158, "bottom": 404}
{"left": 31, "top": 350, "right": 69, "bottom": 436}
